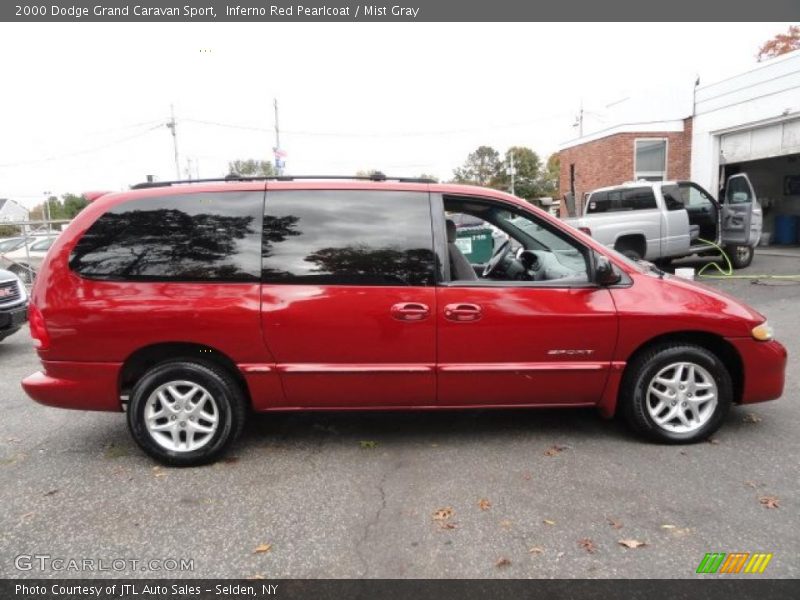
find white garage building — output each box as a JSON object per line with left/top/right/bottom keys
{"left": 692, "top": 50, "right": 800, "bottom": 242}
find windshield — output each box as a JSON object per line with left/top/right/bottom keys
{"left": 507, "top": 215, "right": 587, "bottom": 274}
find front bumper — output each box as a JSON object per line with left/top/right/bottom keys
{"left": 727, "top": 338, "right": 787, "bottom": 404}
{"left": 21, "top": 361, "right": 123, "bottom": 412}
{"left": 0, "top": 302, "right": 28, "bottom": 333}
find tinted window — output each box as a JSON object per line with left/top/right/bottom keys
{"left": 262, "top": 190, "right": 434, "bottom": 286}
{"left": 586, "top": 188, "right": 656, "bottom": 213}
{"left": 661, "top": 185, "right": 685, "bottom": 211}
{"left": 70, "top": 192, "right": 263, "bottom": 281}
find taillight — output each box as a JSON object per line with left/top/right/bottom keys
{"left": 28, "top": 304, "right": 50, "bottom": 351}
{"left": 578, "top": 226, "right": 592, "bottom": 237}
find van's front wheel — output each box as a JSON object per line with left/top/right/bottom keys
{"left": 127, "top": 361, "right": 246, "bottom": 466}
{"left": 622, "top": 344, "right": 732, "bottom": 443}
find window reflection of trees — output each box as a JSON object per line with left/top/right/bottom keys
{"left": 262, "top": 214, "right": 434, "bottom": 286}
{"left": 71, "top": 208, "right": 258, "bottom": 280}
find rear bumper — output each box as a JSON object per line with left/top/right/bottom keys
{"left": 21, "top": 361, "right": 123, "bottom": 412}
{"left": 727, "top": 338, "right": 787, "bottom": 404}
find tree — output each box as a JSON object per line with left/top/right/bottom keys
{"left": 228, "top": 159, "right": 275, "bottom": 177}
{"left": 28, "top": 193, "right": 89, "bottom": 223}
{"left": 538, "top": 153, "right": 560, "bottom": 199}
{"left": 492, "top": 146, "right": 543, "bottom": 201}
{"left": 62, "top": 193, "right": 89, "bottom": 218}
{"left": 757, "top": 25, "right": 800, "bottom": 61}
{"left": 452, "top": 146, "right": 501, "bottom": 186}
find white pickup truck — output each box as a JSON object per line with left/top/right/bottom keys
{"left": 565, "top": 174, "right": 763, "bottom": 269}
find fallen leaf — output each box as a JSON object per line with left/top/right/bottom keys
{"left": 359, "top": 440, "right": 377, "bottom": 449}
{"left": 478, "top": 499, "right": 491, "bottom": 511}
{"left": 759, "top": 495, "right": 780, "bottom": 509}
{"left": 253, "top": 543, "right": 272, "bottom": 554}
{"left": 608, "top": 518, "right": 623, "bottom": 529}
{"left": 544, "top": 444, "right": 569, "bottom": 457}
{"left": 438, "top": 522, "right": 458, "bottom": 530}
{"left": 495, "top": 557, "right": 512, "bottom": 568}
{"left": 528, "top": 546, "right": 544, "bottom": 555}
{"left": 499, "top": 519, "right": 513, "bottom": 528}
{"left": 152, "top": 467, "right": 165, "bottom": 479}
{"left": 433, "top": 507, "right": 454, "bottom": 521}
{"left": 543, "top": 519, "right": 556, "bottom": 526}
{"left": 743, "top": 413, "right": 762, "bottom": 424}
{"left": 20, "top": 511, "right": 35, "bottom": 521}
{"left": 660, "top": 524, "right": 676, "bottom": 530}
{"left": 707, "top": 437, "right": 721, "bottom": 445}
{"left": 618, "top": 539, "right": 648, "bottom": 549}
{"left": 744, "top": 480, "right": 764, "bottom": 489}
{"left": 104, "top": 444, "right": 128, "bottom": 459}
{"left": 578, "top": 538, "right": 597, "bottom": 553}
{"left": 43, "top": 489, "right": 59, "bottom": 497}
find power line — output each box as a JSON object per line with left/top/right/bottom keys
{"left": 183, "top": 113, "right": 573, "bottom": 139}
{"left": 0, "top": 124, "right": 163, "bottom": 169}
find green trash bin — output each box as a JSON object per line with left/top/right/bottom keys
{"left": 454, "top": 226, "right": 495, "bottom": 264}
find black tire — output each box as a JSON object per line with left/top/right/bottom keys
{"left": 621, "top": 343, "right": 732, "bottom": 443}
{"left": 726, "top": 245, "right": 754, "bottom": 269}
{"left": 127, "top": 361, "right": 247, "bottom": 466}
{"left": 615, "top": 243, "right": 643, "bottom": 261}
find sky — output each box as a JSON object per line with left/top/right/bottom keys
{"left": 0, "top": 22, "right": 791, "bottom": 208}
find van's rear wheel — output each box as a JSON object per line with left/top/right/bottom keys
{"left": 726, "top": 245, "right": 754, "bottom": 269}
{"left": 621, "top": 343, "right": 732, "bottom": 443}
{"left": 127, "top": 361, "right": 246, "bottom": 466}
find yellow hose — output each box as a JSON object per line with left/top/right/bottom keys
{"left": 694, "top": 238, "right": 800, "bottom": 280}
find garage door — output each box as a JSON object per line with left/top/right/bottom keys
{"left": 721, "top": 118, "right": 800, "bottom": 163}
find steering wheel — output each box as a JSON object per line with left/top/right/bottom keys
{"left": 482, "top": 238, "right": 512, "bottom": 278}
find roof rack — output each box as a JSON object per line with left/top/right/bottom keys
{"left": 131, "top": 172, "right": 436, "bottom": 190}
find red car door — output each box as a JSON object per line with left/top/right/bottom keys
{"left": 434, "top": 194, "right": 618, "bottom": 407}
{"left": 260, "top": 187, "right": 437, "bottom": 408}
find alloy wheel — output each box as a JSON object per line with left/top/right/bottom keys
{"left": 645, "top": 362, "right": 718, "bottom": 434}
{"left": 144, "top": 380, "right": 219, "bottom": 452}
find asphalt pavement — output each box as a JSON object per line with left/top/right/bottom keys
{"left": 0, "top": 252, "right": 797, "bottom": 579}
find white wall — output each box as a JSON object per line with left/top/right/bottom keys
{"left": 691, "top": 50, "right": 800, "bottom": 195}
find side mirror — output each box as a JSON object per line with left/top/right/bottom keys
{"left": 594, "top": 255, "right": 621, "bottom": 286}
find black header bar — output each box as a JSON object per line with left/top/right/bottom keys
{"left": 3, "top": 0, "right": 800, "bottom": 22}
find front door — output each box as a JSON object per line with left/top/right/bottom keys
{"left": 260, "top": 188, "right": 437, "bottom": 408}
{"left": 435, "top": 195, "right": 618, "bottom": 407}
{"left": 721, "top": 173, "right": 762, "bottom": 246}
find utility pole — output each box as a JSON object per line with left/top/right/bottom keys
{"left": 166, "top": 104, "right": 181, "bottom": 179}
{"left": 508, "top": 152, "right": 516, "bottom": 196}
{"left": 273, "top": 98, "right": 284, "bottom": 176}
{"left": 573, "top": 100, "right": 584, "bottom": 138}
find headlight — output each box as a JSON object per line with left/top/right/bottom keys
{"left": 751, "top": 322, "right": 773, "bottom": 341}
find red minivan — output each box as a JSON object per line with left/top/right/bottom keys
{"left": 21, "top": 176, "right": 787, "bottom": 465}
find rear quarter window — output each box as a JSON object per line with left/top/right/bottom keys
{"left": 586, "top": 187, "right": 656, "bottom": 213}
{"left": 69, "top": 192, "right": 263, "bottom": 282}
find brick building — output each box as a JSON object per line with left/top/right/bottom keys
{"left": 558, "top": 117, "right": 693, "bottom": 215}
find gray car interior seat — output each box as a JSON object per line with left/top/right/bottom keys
{"left": 446, "top": 219, "right": 479, "bottom": 281}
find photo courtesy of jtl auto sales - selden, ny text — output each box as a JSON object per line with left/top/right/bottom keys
{"left": 0, "top": 2, "right": 799, "bottom": 599}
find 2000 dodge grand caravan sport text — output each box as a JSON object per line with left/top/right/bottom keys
{"left": 21, "top": 177, "right": 787, "bottom": 465}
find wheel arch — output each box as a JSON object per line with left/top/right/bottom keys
{"left": 620, "top": 331, "right": 743, "bottom": 407}
{"left": 119, "top": 342, "right": 252, "bottom": 407}
{"left": 613, "top": 233, "right": 647, "bottom": 258}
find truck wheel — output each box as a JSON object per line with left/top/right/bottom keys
{"left": 619, "top": 248, "right": 642, "bottom": 261}
{"left": 127, "top": 361, "right": 247, "bottom": 466}
{"left": 621, "top": 343, "right": 732, "bottom": 443}
{"left": 726, "top": 245, "right": 754, "bottom": 269}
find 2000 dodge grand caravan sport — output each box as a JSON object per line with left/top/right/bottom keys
{"left": 22, "top": 177, "right": 787, "bottom": 465}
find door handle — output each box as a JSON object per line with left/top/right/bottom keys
{"left": 444, "top": 303, "right": 482, "bottom": 322}
{"left": 391, "top": 302, "right": 430, "bottom": 322}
